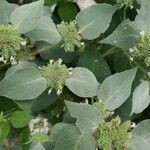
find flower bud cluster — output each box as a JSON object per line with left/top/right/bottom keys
{"left": 116, "top": 0, "right": 133, "bottom": 8}
{"left": 129, "top": 31, "right": 150, "bottom": 67}
{"left": 0, "top": 25, "right": 26, "bottom": 65}
{"left": 29, "top": 117, "right": 49, "bottom": 143}
{"left": 93, "top": 102, "right": 133, "bottom": 150}
{"left": 57, "top": 21, "right": 83, "bottom": 52}
{"left": 41, "top": 59, "right": 72, "bottom": 95}
{"left": 29, "top": 117, "right": 49, "bottom": 135}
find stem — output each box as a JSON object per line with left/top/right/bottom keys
{"left": 91, "top": 97, "right": 94, "bottom": 105}
{"left": 123, "top": 6, "right": 127, "bottom": 20}
{"left": 102, "top": 47, "right": 116, "bottom": 57}
{"left": 121, "top": 49, "right": 149, "bottom": 78}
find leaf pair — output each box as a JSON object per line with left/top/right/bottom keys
{"left": 8, "top": 0, "right": 61, "bottom": 45}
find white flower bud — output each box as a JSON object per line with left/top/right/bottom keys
{"left": 21, "top": 41, "right": 27, "bottom": 46}
{"left": 48, "top": 89, "right": 52, "bottom": 95}
{"left": 57, "top": 89, "right": 62, "bottom": 95}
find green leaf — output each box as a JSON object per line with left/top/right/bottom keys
{"left": 137, "top": 0, "right": 150, "bottom": 5}
{"left": 14, "top": 100, "right": 33, "bottom": 114}
{"left": 32, "top": 90, "right": 58, "bottom": 112}
{"left": 50, "top": 123, "right": 72, "bottom": 148}
{"left": 0, "top": 0, "right": 18, "bottom": 25}
{"left": 5, "top": 61, "right": 37, "bottom": 77}
{"left": 0, "top": 121, "right": 10, "bottom": 141}
{"left": 10, "top": 0, "right": 44, "bottom": 33}
{"left": 97, "top": 68, "right": 137, "bottom": 110}
{"left": 58, "top": 2, "right": 79, "bottom": 21}
{"left": 65, "top": 67, "right": 99, "bottom": 97}
{"left": 43, "top": 6, "right": 52, "bottom": 17}
{"left": 133, "top": 3, "right": 150, "bottom": 32}
{"left": 0, "top": 97, "right": 17, "bottom": 112}
{"left": 131, "top": 81, "right": 150, "bottom": 114}
{"left": 0, "top": 66, "right": 47, "bottom": 100}
{"left": 76, "top": 4, "right": 118, "bottom": 40}
{"left": 10, "top": 111, "right": 31, "bottom": 128}
{"left": 77, "top": 45, "right": 111, "bottom": 83}
{"left": 54, "top": 126, "right": 96, "bottom": 150}
{"left": 127, "top": 119, "right": 150, "bottom": 150}
{"left": 26, "top": 16, "right": 61, "bottom": 45}
{"left": 30, "top": 142, "right": 46, "bottom": 150}
{"left": 65, "top": 101, "right": 101, "bottom": 133}
{"left": 101, "top": 20, "right": 139, "bottom": 50}
{"left": 114, "top": 51, "right": 132, "bottom": 72}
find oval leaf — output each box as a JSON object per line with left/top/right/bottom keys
{"left": 131, "top": 81, "right": 150, "bottom": 114}
{"left": 127, "top": 120, "right": 150, "bottom": 150}
{"left": 65, "top": 67, "right": 99, "bottom": 97}
{"left": 54, "top": 126, "right": 96, "bottom": 150}
{"left": 10, "top": 111, "right": 31, "bottom": 128}
{"left": 10, "top": 0, "right": 44, "bottom": 33}
{"left": 0, "top": 66, "right": 47, "bottom": 100}
{"left": 26, "top": 16, "right": 61, "bottom": 45}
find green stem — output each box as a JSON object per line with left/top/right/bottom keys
{"left": 37, "top": 42, "right": 62, "bottom": 54}
{"left": 91, "top": 97, "right": 94, "bottom": 105}
{"left": 121, "top": 49, "right": 149, "bottom": 78}
{"left": 123, "top": 6, "right": 127, "bottom": 20}
{"left": 102, "top": 47, "right": 116, "bottom": 57}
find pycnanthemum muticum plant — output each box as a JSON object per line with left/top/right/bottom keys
{"left": 0, "top": 25, "right": 25, "bottom": 64}
{"left": 41, "top": 59, "right": 72, "bottom": 95}
{"left": 129, "top": 31, "right": 150, "bottom": 67}
{"left": 0, "top": 0, "right": 149, "bottom": 149}
{"left": 57, "top": 21, "right": 83, "bottom": 52}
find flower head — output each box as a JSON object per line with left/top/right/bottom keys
{"left": 57, "top": 21, "right": 82, "bottom": 52}
{"left": 116, "top": 0, "right": 133, "bottom": 8}
{"left": 129, "top": 31, "right": 150, "bottom": 67}
{"left": 0, "top": 25, "right": 24, "bottom": 63}
{"left": 94, "top": 116, "right": 131, "bottom": 150}
{"left": 29, "top": 117, "right": 49, "bottom": 143}
{"left": 41, "top": 59, "right": 72, "bottom": 95}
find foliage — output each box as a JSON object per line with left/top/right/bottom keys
{"left": 0, "top": 0, "right": 149, "bottom": 149}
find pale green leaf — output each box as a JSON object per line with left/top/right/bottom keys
{"left": 65, "top": 101, "right": 101, "bottom": 133}
{"left": 101, "top": 20, "right": 139, "bottom": 50}
{"left": 0, "top": 66, "right": 47, "bottom": 100}
{"left": 127, "top": 119, "right": 150, "bottom": 150}
{"left": 5, "top": 61, "right": 37, "bottom": 77}
{"left": 131, "top": 81, "right": 150, "bottom": 114}
{"left": 10, "top": 0, "right": 44, "bottom": 33}
{"left": 133, "top": 3, "right": 150, "bottom": 33}
{"left": 26, "top": 16, "right": 61, "bottom": 45}
{"left": 65, "top": 67, "right": 99, "bottom": 97}
{"left": 0, "top": 0, "right": 18, "bottom": 25}
{"left": 97, "top": 68, "right": 137, "bottom": 110}
{"left": 54, "top": 126, "right": 96, "bottom": 150}
{"left": 30, "top": 142, "right": 46, "bottom": 150}
{"left": 76, "top": 4, "right": 118, "bottom": 40}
